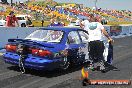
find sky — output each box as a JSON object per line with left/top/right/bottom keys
{"left": 6, "top": 0, "right": 132, "bottom": 11}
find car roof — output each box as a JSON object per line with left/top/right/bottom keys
{"left": 39, "top": 27, "right": 83, "bottom": 32}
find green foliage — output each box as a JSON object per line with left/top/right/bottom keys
{"left": 28, "top": 0, "right": 58, "bottom": 7}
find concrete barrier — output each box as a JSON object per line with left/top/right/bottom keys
{"left": 0, "top": 25, "right": 132, "bottom": 49}
{"left": 129, "top": 26, "right": 132, "bottom": 34}
{"left": 104, "top": 25, "right": 110, "bottom": 33}
{"left": 0, "top": 27, "right": 37, "bottom": 49}
{"left": 120, "top": 25, "right": 132, "bottom": 35}
{"left": 120, "top": 26, "right": 130, "bottom": 35}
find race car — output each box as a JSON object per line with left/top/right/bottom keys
{"left": 3, "top": 27, "right": 89, "bottom": 71}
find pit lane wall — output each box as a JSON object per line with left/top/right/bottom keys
{"left": 0, "top": 27, "right": 37, "bottom": 49}
{"left": 0, "top": 25, "right": 132, "bottom": 49}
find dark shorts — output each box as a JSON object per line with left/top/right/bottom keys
{"left": 88, "top": 40, "right": 105, "bottom": 62}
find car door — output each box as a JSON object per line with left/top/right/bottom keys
{"left": 67, "top": 31, "right": 87, "bottom": 63}
{"left": 78, "top": 30, "right": 89, "bottom": 62}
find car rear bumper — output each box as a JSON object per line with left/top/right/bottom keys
{"left": 3, "top": 52, "right": 61, "bottom": 70}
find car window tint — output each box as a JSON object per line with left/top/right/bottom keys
{"left": 68, "top": 31, "right": 81, "bottom": 44}
{"left": 78, "top": 31, "right": 89, "bottom": 42}
{"left": 17, "top": 17, "right": 25, "bottom": 20}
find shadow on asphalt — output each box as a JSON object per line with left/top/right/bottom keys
{"left": 7, "top": 64, "right": 85, "bottom": 78}
{"left": 7, "top": 62, "right": 120, "bottom": 77}
{"left": 104, "top": 62, "right": 120, "bottom": 73}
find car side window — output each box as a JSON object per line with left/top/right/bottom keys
{"left": 78, "top": 31, "right": 89, "bottom": 43}
{"left": 68, "top": 31, "right": 81, "bottom": 44}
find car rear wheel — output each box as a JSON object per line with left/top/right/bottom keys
{"left": 60, "top": 56, "right": 70, "bottom": 70}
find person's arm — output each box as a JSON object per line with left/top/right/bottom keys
{"left": 5, "top": 16, "right": 9, "bottom": 27}
{"left": 16, "top": 20, "right": 19, "bottom": 27}
{"left": 80, "top": 21, "right": 84, "bottom": 29}
{"left": 101, "top": 28, "right": 114, "bottom": 42}
{"left": 99, "top": 23, "right": 114, "bottom": 42}
{"left": 14, "top": 16, "right": 19, "bottom": 27}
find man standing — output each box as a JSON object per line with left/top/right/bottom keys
{"left": 6, "top": 11, "right": 19, "bottom": 27}
{"left": 41, "top": 13, "right": 45, "bottom": 27}
{"left": 26, "top": 16, "right": 33, "bottom": 27}
{"left": 81, "top": 14, "right": 113, "bottom": 72}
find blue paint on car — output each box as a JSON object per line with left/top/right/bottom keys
{"left": 3, "top": 27, "right": 89, "bottom": 70}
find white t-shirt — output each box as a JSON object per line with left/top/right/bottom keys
{"left": 81, "top": 20, "right": 89, "bottom": 31}
{"left": 87, "top": 22, "right": 105, "bottom": 42}
{"left": 75, "top": 19, "right": 80, "bottom": 25}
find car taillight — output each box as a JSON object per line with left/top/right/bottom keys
{"left": 31, "top": 49, "right": 39, "bottom": 55}
{"left": 31, "top": 49, "right": 52, "bottom": 57}
{"left": 5, "top": 44, "right": 17, "bottom": 52}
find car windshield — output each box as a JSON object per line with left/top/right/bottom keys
{"left": 25, "top": 29, "right": 64, "bottom": 43}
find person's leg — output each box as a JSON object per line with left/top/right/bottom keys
{"left": 96, "top": 41, "right": 105, "bottom": 61}
{"left": 88, "top": 41, "right": 97, "bottom": 69}
{"left": 88, "top": 41, "right": 96, "bottom": 61}
{"left": 107, "top": 43, "right": 113, "bottom": 64}
{"left": 95, "top": 41, "right": 105, "bottom": 71}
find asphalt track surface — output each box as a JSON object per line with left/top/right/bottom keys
{"left": 0, "top": 36, "right": 132, "bottom": 88}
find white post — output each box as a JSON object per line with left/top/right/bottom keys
{"left": 95, "top": 0, "right": 98, "bottom": 10}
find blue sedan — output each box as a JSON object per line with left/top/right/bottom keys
{"left": 3, "top": 27, "right": 89, "bottom": 71}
